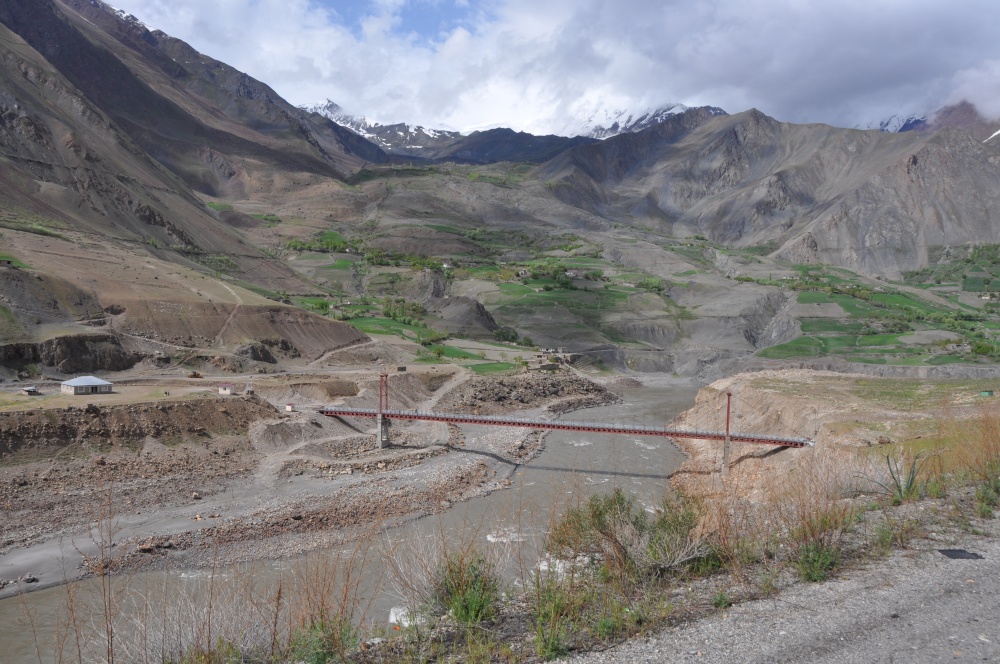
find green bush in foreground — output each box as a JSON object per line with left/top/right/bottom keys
{"left": 547, "top": 488, "right": 707, "bottom": 581}
{"left": 432, "top": 551, "right": 500, "bottom": 624}
{"left": 796, "top": 543, "right": 839, "bottom": 582}
{"left": 287, "top": 616, "right": 359, "bottom": 664}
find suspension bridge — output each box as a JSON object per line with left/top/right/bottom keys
{"left": 318, "top": 373, "right": 812, "bottom": 458}
{"left": 317, "top": 405, "right": 812, "bottom": 448}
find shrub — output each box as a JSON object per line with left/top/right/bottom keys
{"left": 547, "top": 489, "right": 706, "bottom": 581}
{"left": 869, "top": 451, "right": 929, "bottom": 505}
{"left": 432, "top": 551, "right": 500, "bottom": 624}
{"left": 532, "top": 576, "right": 571, "bottom": 660}
{"left": 287, "top": 616, "right": 359, "bottom": 663}
{"left": 712, "top": 591, "right": 733, "bottom": 608}
{"left": 796, "top": 543, "right": 838, "bottom": 582}
{"left": 975, "top": 479, "right": 1000, "bottom": 518}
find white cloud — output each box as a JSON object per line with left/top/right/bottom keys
{"left": 108, "top": 0, "right": 1000, "bottom": 133}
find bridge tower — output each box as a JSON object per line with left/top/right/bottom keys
{"left": 722, "top": 391, "right": 732, "bottom": 477}
{"left": 376, "top": 368, "right": 389, "bottom": 448}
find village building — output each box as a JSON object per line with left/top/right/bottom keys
{"left": 218, "top": 383, "right": 235, "bottom": 396}
{"left": 60, "top": 376, "right": 113, "bottom": 395}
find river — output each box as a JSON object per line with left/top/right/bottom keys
{"left": 0, "top": 379, "right": 700, "bottom": 662}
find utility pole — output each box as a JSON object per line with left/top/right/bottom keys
{"left": 722, "top": 391, "right": 732, "bottom": 477}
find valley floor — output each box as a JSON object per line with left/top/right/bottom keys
{"left": 0, "top": 362, "right": 614, "bottom": 599}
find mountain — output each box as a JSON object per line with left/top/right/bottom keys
{"left": 539, "top": 105, "right": 1000, "bottom": 278}
{"left": 302, "top": 100, "right": 597, "bottom": 163}
{"left": 300, "top": 100, "right": 462, "bottom": 155}
{"left": 7, "top": 0, "right": 1000, "bottom": 377}
{"left": 857, "top": 114, "right": 928, "bottom": 133}
{"left": 0, "top": 0, "right": 370, "bottom": 369}
{"left": 866, "top": 101, "right": 1000, "bottom": 142}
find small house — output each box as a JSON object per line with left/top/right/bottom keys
{"left": 0, "top": 259, "right": 13, "bottom": 267}
{"left": 219, "top": 383, "right": 235, "bottom": 396}
{"left": 61, "top": 376, "right": 113, "bottom": 395}
{"left": 21, "top": 386, "right": 39, "bottom": 396}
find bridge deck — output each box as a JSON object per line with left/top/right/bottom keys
{"left": 318, "top": 407, "right": 811, "bottom": 448}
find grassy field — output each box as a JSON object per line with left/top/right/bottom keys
{"left": 422, "top": 345, "right": 483, "bottom": 360}
{"left": 758, "top": 333, "right": 907, "bottom": 360}
{"left": 799, "top": 319, "right": 864, "bottom": 334}
{"left": 468, "top": 361, "right": 518, "bottom": 374}
{"left": 346, "top": 317, "right": 436, "bottom": 342}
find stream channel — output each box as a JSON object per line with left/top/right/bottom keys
{"left": 0, "top": 379, "right": 701, "bottom": 661}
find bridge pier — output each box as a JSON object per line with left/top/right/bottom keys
{"left": 721, "top": 392, "right": 732, "bottom": 478}
{"left": 377, "top": 369, "right": 389, "bottom": 448}
{"left": 376, "top": 414, "right": 388, "bottom": 448}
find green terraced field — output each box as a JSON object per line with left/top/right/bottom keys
{"left": 469, "top": 362, "right": 518, "bottom": 374}
{"left": 799, "top": 319, "right": 864, "bottom": 334}
{"left": 346, "top": 317, "right": 434, "bottom": 341}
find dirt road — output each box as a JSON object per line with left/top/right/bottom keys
{"left": 566, "top": 528, "right": 1000, "bottom": 663}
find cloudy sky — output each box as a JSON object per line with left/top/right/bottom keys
{"left": 109, "top": 0, "right": 1000, "bottom": 135}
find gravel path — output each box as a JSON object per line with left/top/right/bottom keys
{"left": 564, "top": 533, "right": 1000, "bottom": 664}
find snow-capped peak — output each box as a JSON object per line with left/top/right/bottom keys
{"left": 299, "top": 99, "right": 461, "bottom": 152}
{"left": 856, "top": 113, "right": 927, "bottom": 133}
{"left": 105, "top": 3, "right": 152, "bottom": 30}
{"left": 553, "top": 103, "right": 726, "bottom": 139}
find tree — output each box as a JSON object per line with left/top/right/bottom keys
{"left": 494, "top": 326, "right": 518, "bottom": 343}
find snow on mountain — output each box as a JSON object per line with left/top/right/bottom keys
{"left": 302, "top": 99, "right": 729, "bottom": 150}
{"left": 553, "top": 104, "right": 727, "bottom": 139}
{"left": 857, "top": 113, "right": 928, "bottom": 133}
{"left": 300, "top": 99, "right": 460, "bottom": 152}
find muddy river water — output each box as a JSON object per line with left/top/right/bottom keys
{"left": 0, "top": 379, "right": 700, "bottom": 661}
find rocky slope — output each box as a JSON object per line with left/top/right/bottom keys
{"left": 541, "top": 106, "right": 1000, "bottom": 278}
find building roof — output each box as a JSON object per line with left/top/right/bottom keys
{"left": 62, "top": 376, "right": 113, "bottom": 387}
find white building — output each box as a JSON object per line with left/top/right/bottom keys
{"left": 61, "top": 376, "right": 113, "bottom": 395}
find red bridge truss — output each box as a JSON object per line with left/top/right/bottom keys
{"left": 317, "top": 407, "right": 812, "bottom": 448}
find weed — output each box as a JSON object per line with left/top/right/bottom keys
{"left": 433, "top": 551, "right": 500, "bottom": 624}
{"left": 796, "top": 543, "right": 839, "bottom": 582}
{"left": 869, "top": 450, "right": 929, "bottom": 505}
{"left": 532, "top": 576, "right": 572, "bottom": 660}
{"left": 287, "top": 616, "right": 359, "bottom": 663}
{"left": 974, "top": 479, "right": 1000, "bottom": 518}
{"left": 874, "top": 522, "right": 895, "bottom": 555}
{"left": 712, "top": 591, "right": 733, "bottom": 608}
{"left": 924, "top": 475, "right": 949, "bottom": 499}
{"left": 548, "top": 488, "right": 706, "bottom": 582}
{"left": 594, "top": 614, "right": 622, "bottom": 640}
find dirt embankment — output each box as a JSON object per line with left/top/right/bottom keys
{"left": 0, "top": 333, "right": 139, "bottom": 375}
{"left": 668, "top": 368, "right": 994, "bottom": 498}
{"left": 0, "top": 396, "right": 277, "bottom": 553}
{"left": 438, "top": 372, "right": 616, "bottom": 414}
{"left": 0, "top": 395, "right": 278, "bottom": 460}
